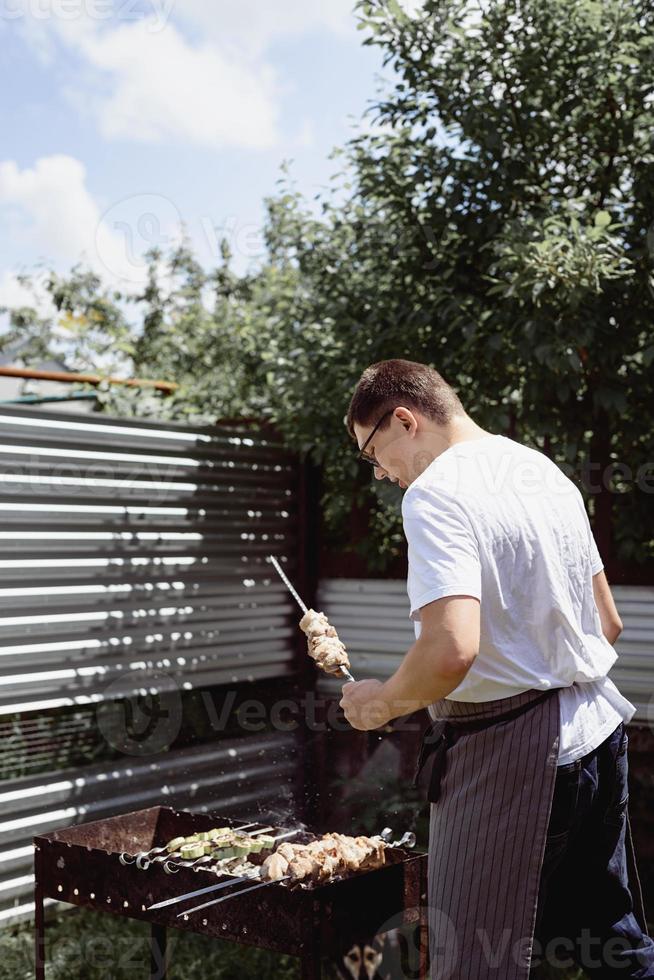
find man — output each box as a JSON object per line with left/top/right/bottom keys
{"left": 339, "top": 358, "right": 653, "bottom": 979}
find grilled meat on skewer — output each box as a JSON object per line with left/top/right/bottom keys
{"left": 260, "top": 832, "right": 386, "bottom": 884}
{"left": 299, "top": 608, "right": 351, "bottom": 674}
{"left": 288, "top": 854, "right": 323, "bottom": 882}
{"left": 261, "top": 851, "right": 290, "bottom": 880}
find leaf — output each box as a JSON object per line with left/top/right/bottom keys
{"left": 594, "top": 211, "right": 612, "bottom": 228}
{"left": 386, "top": 0, "right": 408, "bottom": 19}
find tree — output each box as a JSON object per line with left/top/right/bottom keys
{"left": 3, "top": 0, "right": 653, "bottom": 572}
{"left": 242, "top": 0, "right": 654, "bottom": 571}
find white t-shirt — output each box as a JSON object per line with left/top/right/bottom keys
{"left": 402, "top": 433, "right": 635, "bottom": 765}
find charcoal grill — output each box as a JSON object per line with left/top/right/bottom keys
{"left": 34, "top": 805, "right": 429, "bottom": 979}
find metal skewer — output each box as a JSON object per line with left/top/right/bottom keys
{"left": 120, "top": 820, "right": 264, "bottom": 870}
{"left": 267, "top": 555, "right": 308, "bottom": 614}
{"left": 146, "top": 827, "right": 304, "bottom": 903}
{"left": 178, "top": 875, "right": 292, "bottom": 919}
{"left": 267, "top": 554, "right": 356, "bottom": 683}
{"left": 160, "top": 825, "right": 291, "bottom": 874}
{"left": 176, "top": 831, "right": 417, "bottom": 919}
{"left": 376, "top": 831, "right": 416, "bottom": 850}
{"left": 148, "top": 871, "right": 260, "bottom": 910}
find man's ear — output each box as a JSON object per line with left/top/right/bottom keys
{"left": 394, "top": 406, "right": 414, "bottom": 429}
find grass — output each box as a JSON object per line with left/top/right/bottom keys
{"left": 0, "top": 909, "right": 589, "bottom": 978}
{"left": 0, "top": 909, "right": 302, "bottom": 980}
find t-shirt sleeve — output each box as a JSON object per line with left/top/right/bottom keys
{"left": 402, "top": 486, "right": 482, "bottom": 618}
{"left": 575, "top": 490, "right": 604, "bottom": 575}
{"left": 588, "top": 527, "right": 604, "bottom": 575}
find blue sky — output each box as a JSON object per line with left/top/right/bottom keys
{"left": 0, "top": 0, "right": 422, "bottom": 308}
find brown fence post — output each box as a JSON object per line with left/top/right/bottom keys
{"left": 295, "top": 452, "right": 324, "bottom": 826}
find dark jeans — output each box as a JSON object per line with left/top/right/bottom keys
{"left": 531, "top": 721, "right": 654, "bottom": 978}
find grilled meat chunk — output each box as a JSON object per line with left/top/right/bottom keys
{"left": 261, "top": 833, "right": 388, "bottom": 884}
{"left": 299, "top": 608, "right": 351, "bottom": 673}
{"left": 261, "top": 851, "right": 290, "bottom": 880}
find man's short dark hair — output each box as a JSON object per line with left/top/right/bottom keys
{"left": 345, "top": 359, "right": 465, "bottom": 440}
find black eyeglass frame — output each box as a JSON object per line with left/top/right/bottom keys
{"left": 357, "top": 408, "right": 395, "bottom": 466}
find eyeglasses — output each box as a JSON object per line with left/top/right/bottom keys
{"left": 357, "top": 408, "right": 395, "bottom": 466}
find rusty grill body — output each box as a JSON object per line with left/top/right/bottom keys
{"left": 34, "top": 805, "right": 429, "bottom": 979}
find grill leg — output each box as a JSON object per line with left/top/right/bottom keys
{"left": 34, "top": 884, "right": 45, "bottom": 980}
{"left": 300, "top": 937, "right": 321, "bottom": 980}
{"left": 150, "top": 923, "right": 168, "bottom": 980}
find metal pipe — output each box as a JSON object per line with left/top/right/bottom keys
{"left": 0, "top": 392, "right": 99, "bottom": 405}
{"left": 0, "top": 365, "right": 178, "bottom": 392}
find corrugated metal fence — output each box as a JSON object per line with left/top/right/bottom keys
{"left": 0, "top": 406, "right": 307, "bottom": 924}
{"left": 317, "top": 579, "right": 654, "bottom": 723}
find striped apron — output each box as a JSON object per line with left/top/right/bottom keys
{"left": 413, "top": 685, "right": 649, "bottom": 980}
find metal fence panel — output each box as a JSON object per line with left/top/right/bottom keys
{"left": 0, "top": 406, "right": 301, "bottom": 714}
{"left": 0, "top": 729, "right": 301, "bottom": 925}
{"left": 0, "top": 406, "right": 305, "bottom": 924}
{"left": 317, "top": 579, "right": 654, "bottom": 722}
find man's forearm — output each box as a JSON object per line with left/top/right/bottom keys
{"left": 378, "top": 635, "right": 470, "bottom": 722}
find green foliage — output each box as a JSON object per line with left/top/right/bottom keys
{"left": 486, "top": 206, "right": 635, "bottom": 306}
{"left": 0, "top": 910, "right": 301, "bottom": 979}
{"left": 2, "top": 0, "right": 653, "bottom": 569}
{"left": 0, "top": 712, "right": 108, "bottom": 780}
{"left": 0, "top": 903, "right": 587, "bottom": 979}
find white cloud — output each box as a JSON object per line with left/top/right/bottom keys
{"left": 173, "top": 0, "right": 358, "bottom": 58}
{"left": 0, "top": 270, "right": 44, "bottom": 311}
{"left": 0, "top": 1, "right": 372, "bottom": 295}
{"left": 66, "top": 17, "right": 283, "bottom": 149}
{"left": 0, "top": 154, "right": 178, "bottom": 288}
{"left": 0, "top": 155, "right": 103, "bottom": 263}
{"left": 12, "top": 0, "right": 362, "bottom": 151}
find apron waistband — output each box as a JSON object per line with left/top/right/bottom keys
{"left": 414, "top": 688, "right": 558, "bottom": 802}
